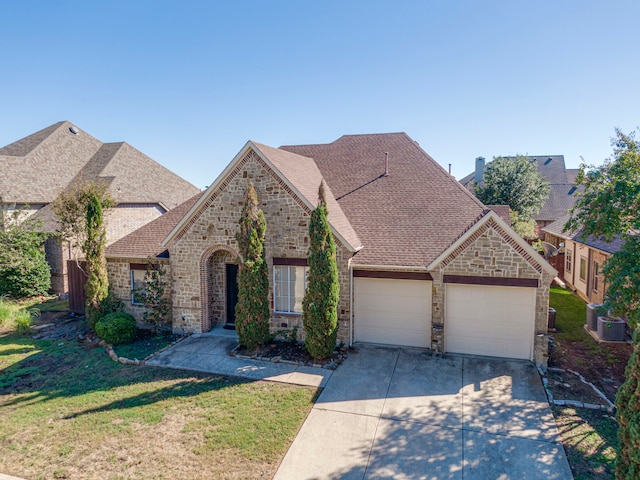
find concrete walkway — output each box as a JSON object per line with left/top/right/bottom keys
{"left": 274, "top": 346, "right": 573, "bottom": 480}
{"left": 146, "top": 328, "right": 333, "bottom": 388}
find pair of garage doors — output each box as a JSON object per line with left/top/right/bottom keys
{"left": 353, "top": 277, "right": 536, "bottom": 360}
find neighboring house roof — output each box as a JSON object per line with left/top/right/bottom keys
{"left": 541, "top": 214, "right": 624, "bottom": 255}
{"left": 459, "top": 155, "right": 580, "bottom": 222}
{"left": 281, "top": 133, "right": 487, "bottom": 267}
{"left": 106, "top": 193, "right": 204, "bottom": 259}
{"left": 486, "top": 205, "right": 511, "bottom": 225}
{"left": 0, "top": 121, "right": 200, "bottom": 208}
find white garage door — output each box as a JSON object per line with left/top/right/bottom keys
{"left": 445, "top": 284, "right": 535, "bottom": 360}
{"left": 354, "top": 278, "right": 432, "bottom": 348}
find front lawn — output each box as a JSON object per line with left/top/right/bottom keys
{"left": 0, "top": 329, "right": 317, "bottom": 479}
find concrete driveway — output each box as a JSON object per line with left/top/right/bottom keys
{"left": 274, "top": 345, "right": 573, "bottom": 480}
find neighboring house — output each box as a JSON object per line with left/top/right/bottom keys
{"left": 0, "top": 121, "right": 200, "bottom": 293}
{"left": 459, "top": 155, "right": 580, "bottom": 237}
{"left": 542, "top": 214, "right": 623, "bottom": 304}
{"left": 107, "top": 133, "right": 556, "bottom": 366}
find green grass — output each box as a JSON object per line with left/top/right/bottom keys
{"left": 553, "top": 406, "right": 618, "bottom": 479}
{"left": 0, "top": 297, "right": 38, "bottom": 334}
{"left": 0, "top": 331, "right": 317, "bottom": 479}
{"left": 550, "top": 286, "right": 590, "bottom": 342}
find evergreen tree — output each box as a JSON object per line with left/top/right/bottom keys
{"left": 84, "top": 192, "right": 109, "bottom": 327}
{"left": 235, "top": 183, "right": 270, "bottom": 349}
{"left": 303, "top": 182, "right": 339, "bottom": 360}
{"left": 564, "top": 129, "right": 640, "bottom": 479}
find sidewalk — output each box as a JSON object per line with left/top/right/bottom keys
{"left": 145, "top": 328, "right": 333, "bottom": 388}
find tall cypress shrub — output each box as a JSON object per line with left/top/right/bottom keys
{"left": 235, "top": 183, "right": 270, "bottom": 349}
{"left": 84, "top": 193, "right": 109, "bottom": 327}
{"left": 616, "top": 328, "right": 640, "bottom": 479}
{"left": 303, "top": 182, "right": 339, "bottom": 360}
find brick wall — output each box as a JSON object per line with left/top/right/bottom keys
{"left": 105, "top": 204, "right": 165, "bottom": 245}
{"left": 168, "top": 149, "right": 352, "bottom": 342}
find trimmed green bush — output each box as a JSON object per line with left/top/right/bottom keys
{"left": 95, "top": 312, "right": 137, "bottom": 345}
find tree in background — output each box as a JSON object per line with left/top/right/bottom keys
{"left": 235, "top": 183, "right": 270, "bottom": 349}
{"left": 53, "top": 181, "right": 114, "bottom": 327}
{"left": 564, "top": 129, "right": 640, "bottom": 479}
{"left": 303, "top": 182, "right": 340, "bottom": 360}
{"left": 474, "top": 155, "right": 550, "bottom": 239}
{"left": 0, "top": 200, "right": 50, "bottom": 297}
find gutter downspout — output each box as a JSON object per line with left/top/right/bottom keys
{"left": 349, "top": 257, "right": 354, "bottom": 347}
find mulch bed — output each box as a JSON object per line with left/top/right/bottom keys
{"left": 233, "top": 340, "right": 349, "bottom": 368}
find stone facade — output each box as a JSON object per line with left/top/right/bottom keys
{"left": 431, "top": 218, "right": 552, "bottom": 366}
{"left": 168, "top": 149, "right": 352, "bottom": 343}
{"left": 106, "top": 258, "right": 171, "bottom": 328}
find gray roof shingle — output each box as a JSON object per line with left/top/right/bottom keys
{"left": 282, "top": 133, "right": 487, "bottom": 267}
{"left": 542, "top": 214, "right": 624, "bottom": 254}
{"left": 0, "top": 121, "right": 200, "bottom": 208}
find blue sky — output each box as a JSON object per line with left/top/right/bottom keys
{"left": 1, "top": 1, "right": 639, "bottom": 188}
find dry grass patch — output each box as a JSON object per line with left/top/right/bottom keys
{"left": 0, "top": 332, "right": 317, "bottom": 480}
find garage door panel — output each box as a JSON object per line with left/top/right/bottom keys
{"left": 354, "top": 278, "right": 431, "bottom": 348}
{"left": 445, "top": 284, "right": 535, "bottom": 360}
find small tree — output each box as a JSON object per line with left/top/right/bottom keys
{"left": 134, "top": 261, "right": 170, "bottom": 333}
{"left": 0, "top": 204, "right": 50, "bottom": 297}
{"left": 564, "top": 129, "right": 640, "bottom": 479}
{"left": 303, "top": 182, "right": 340, "bottom": 360}
{"left": 53, "top": 181, "right": 114, "bottom": 326}
{"left": 235, "top": 183, "right": 270, "bottom": 349}
{"left": 474, "top": 156, "right": 550, "bottom": 235}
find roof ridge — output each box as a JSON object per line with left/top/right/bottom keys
{"left": 0, "top": 121, "right": 69, "bottom": 157}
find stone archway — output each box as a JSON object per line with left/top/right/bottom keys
{"left": 200, "top": 245, "right": 241, "bottom": 332}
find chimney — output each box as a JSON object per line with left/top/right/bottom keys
{"left": 474, "top": 156, "right": 485, "bottom": 184}
{"left": 384, "top": 152, "right": 389, "bottom": 177}
{"left": 448, "top": 163, "right": 452, "bottom": 175}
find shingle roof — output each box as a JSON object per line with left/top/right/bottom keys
{"left": 0, "top": 121, "right": 200, "bottom": 208}
{"left": 106, "top": 193, "right": 203, "bottom": 259}
{"left": 252, "top": 142, "right": 361, "bottom": 250}
{"left": 459, "top": 155, "right": 578, "bottom": 223}
{"left": 541, "top": 214, "right": 624, "bottom": 255}
{"left": 486, "top": 205, "right": 511, "bottom": 225}
{"left": 281, "top": 133, "right": 487, "bottom": 267}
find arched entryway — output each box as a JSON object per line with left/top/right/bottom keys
{"left": 200, "top": 246, "right": 240, "bottom": 332}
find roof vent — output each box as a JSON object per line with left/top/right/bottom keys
{"left": 69, "top": 126, "right": 80, "bottom": 135}
{"left": 544, "top": 157, "right": 553, "bottom": 165}
{"left": 384, "top": 152, "right": 389, "bottom": 177}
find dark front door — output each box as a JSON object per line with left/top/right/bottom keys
{"left": 225, "top": 264, "right": 239, "bottom": 327}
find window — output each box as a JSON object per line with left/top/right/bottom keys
{"left": 130, "top": 268, "right": 146, "bottom": 305}
{"left": 579, "top": 257, "right": 587, "bottom": 282}
{"left": 565, "top": 249, "right": 572, "bottom": 273}
{"left": 274, "top": 265, "right": 306, "bottom": 314}
{"left": 593, "top": 262, "right": 600, "bottom": 292}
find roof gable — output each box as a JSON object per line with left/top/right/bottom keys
{"left": 162, "top": 142, "right": 361, "bottom": 252}
{"left": 428, "top": 210, "right": 557, "bottom": 276}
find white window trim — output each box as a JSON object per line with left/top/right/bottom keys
{"left": 130, "top": 269, "right": 146, "bottom": 305}
{"left": 273, "top": 265, "right": 307, "bottom": 314}
{"left": 579, "top": 256, "right": 587, "bottom": 282}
